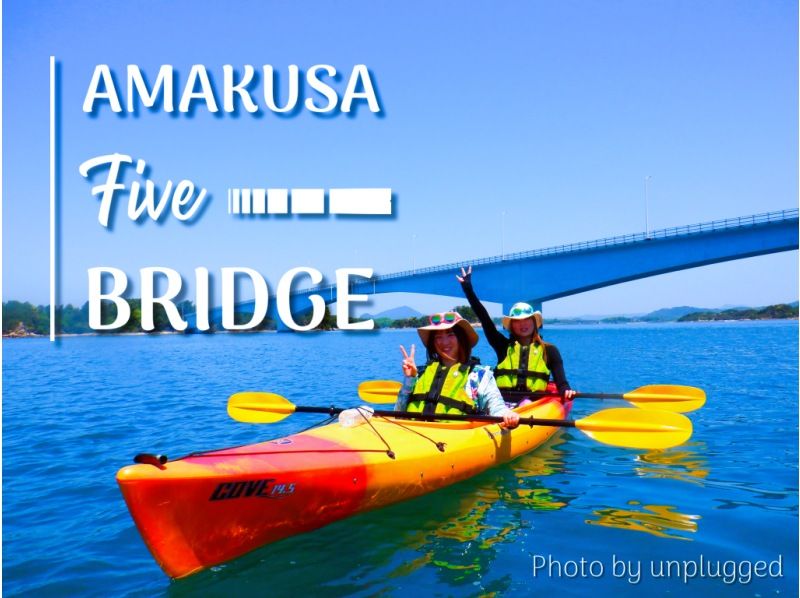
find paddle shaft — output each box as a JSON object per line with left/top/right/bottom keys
{"left": 229, "top": 393, "right": 693, "bottom": 448}
{"left": 294, "top": 405, "right": 576, "bottom": 427}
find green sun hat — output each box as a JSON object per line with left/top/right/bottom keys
{"left": 502, "top": 302, "right": 543, "bottom": 330}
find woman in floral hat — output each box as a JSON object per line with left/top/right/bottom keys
{"left": 395, "top": 311, "right": 520, "bottom": 428}
{"left": 457, "top": 266, "right": 575, "bottom": 403}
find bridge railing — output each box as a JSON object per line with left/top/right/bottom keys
{"left": 292, "top": 208, "right": 798, "bottom": 297}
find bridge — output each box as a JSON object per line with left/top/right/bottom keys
{"left": 190, "top": 208, "right": 799, "bottom": 328}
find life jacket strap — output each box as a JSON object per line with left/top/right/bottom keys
{"left": 408, "top": 393, "right": 479, "bottom": 415}
{"left": 422, "top": 364, "right": 449, "bottom": 415}
{"left": 493, "top": 369, "right": 550, "bottom": 380}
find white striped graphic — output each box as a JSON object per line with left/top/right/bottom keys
{"left": 227, "top": 188, "right": 393, "bottom": 216}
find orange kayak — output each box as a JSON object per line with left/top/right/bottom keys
{"left": 117, "top": 396, "right": 570, "bottom": 578}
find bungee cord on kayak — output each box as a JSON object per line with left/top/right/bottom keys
{"left": 171, "top": 405, "right": 445, "bottom": 463}
{"left": 370, "top": 412, "right": 447, "bottom": 453}
{"left": 352, "top": 407, "right": 397, "bottom": 459}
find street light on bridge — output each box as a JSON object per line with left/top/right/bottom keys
{"left": 645, "top": 175, "right": 652, "bottom": 239}
{"left": 412, "top": 233, "right": 416, "bottom": 274}
{"left": 501, "top": 210, "right": 506, "bottom": 259}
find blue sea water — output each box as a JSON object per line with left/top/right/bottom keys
{"left": 3, "top": 321, "right": 797, "bottom": 597}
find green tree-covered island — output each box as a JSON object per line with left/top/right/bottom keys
{"left": 2, "top": 300, "right": 797, "bottom": 337}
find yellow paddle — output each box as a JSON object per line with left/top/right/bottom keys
{"left": 227, "top": 391, "right": 693, "bottom": 449}
{"left": 357, "top": 380, "right": 705, "bottom": 413}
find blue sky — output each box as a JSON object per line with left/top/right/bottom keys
{"left": 3, "top": 1, "right": 797, "bottom": 318}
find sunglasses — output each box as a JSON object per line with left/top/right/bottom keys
{"left": 429, "top": 312, "right": 459, "bottom": 326}
{"left": 509, "top": 305, "right": 534, "bottom": 317}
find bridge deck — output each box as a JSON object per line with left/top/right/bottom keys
{"left": 294, "top": 208, "right": 798, "bottom": 297}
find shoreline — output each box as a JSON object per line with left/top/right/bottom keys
{"left": 4, "top": 318, "right": 797, "bottom": 339}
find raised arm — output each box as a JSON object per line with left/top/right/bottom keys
{"left": 395, "top": 344, "right": 418, "bottom": 411}
{"left": 457, "top": 266, "right": 509, "bottom": 362}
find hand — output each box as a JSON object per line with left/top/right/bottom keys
{"left": 400, "top": 344, "right": 418, "bottom": 377}
{"left": 563, "top": 389, "right": 577, "bottom": 400}
{"left": 456, "top": 265, "right": 472, "bottom": 284}
{"left": 500, "top": 410, "right": 520, "bottom": 429}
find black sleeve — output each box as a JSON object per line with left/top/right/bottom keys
{"left": 544, "top": 343, "right": 571, "bottom": 393}
{"left": 460, "top": 279, "right": 509, "bottom": 362}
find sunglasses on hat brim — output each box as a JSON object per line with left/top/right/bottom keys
{"left": 429, "top": 312, "right": 459, "bottom": 326}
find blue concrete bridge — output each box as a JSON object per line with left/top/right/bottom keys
{"left": 194, "top": 208, "right": 798, "bottom": 328}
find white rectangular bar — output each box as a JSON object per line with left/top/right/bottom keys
{"left": 329, "top": 188, "right": 392, "bottom": 215}
{"left": 241, "top": 188, "right": 252, "bottom": 214}
{"left": 291, "top": 188, "right": 325, "bottom": 214}
{"left": 267, "top": 188, "right": 289, "bottom": 214}
{"left": 252, "top": 188, "right": 266, "bottom": 214}
{"left": 231, "top": 188, "right": 241, "bottom": 214}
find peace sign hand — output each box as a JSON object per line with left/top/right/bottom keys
{"left": 456, "top": 265, "right": 472, "bottom": 284}
{"left": 400, "top": 344, "right": 418, "bottom": 377}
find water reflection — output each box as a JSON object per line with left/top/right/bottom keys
{"left": 506, "top": 439, "right": 573, "bottom": 511}
{"left": 586, "top": 502, "right": 700, "bottom": 540}
{"left": 585, "top": 442, "right": 707, "bottom": 540}
{"left": 380, "top": 436, "right": 575, "bottom": 586}
{"left": 634, "top": 441, "right": 709, "bottom": 485}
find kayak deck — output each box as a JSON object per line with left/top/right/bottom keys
{"left": 117, "top": 396, "right": 570, "bottom": 578}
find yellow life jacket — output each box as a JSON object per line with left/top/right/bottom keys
{"left": 408, "top": 361, "right": 478, "bottom": 415}
{"left": 494, "top": 342, "right": 550, "bottom": 392}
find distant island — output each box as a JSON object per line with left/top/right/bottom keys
{"left": 546, "top": 303, "right": 798, "bottom": 325}
{"left": 2, "top": 300, "right": 797, "bottom": 337}
{"left": 677, "top": 304, "right": 798, "bottom": 322}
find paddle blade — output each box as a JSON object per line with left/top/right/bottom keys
{"left": 624, "top": 385, "right": 706, "bottom": 413}
{"left": 358, "top": 380, "right": 402, "bottom": 404}
{"left": 228, "top": 392, "right": 296, "bottom": 423}
{"left": 575, "top": 408, "right": 692, "bottom": 450}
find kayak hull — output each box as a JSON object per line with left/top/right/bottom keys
{"left": 117, "top": 396, "right": 570, "bottom": 578}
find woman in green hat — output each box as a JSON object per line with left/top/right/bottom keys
{"left": 457, "top": 266, "right": 575, "bottom": 403}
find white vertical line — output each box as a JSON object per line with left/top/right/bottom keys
{"left": 50, "top": 56, "right": 56, "bottom": 342}
{"left": 241, "top": 188, "right": 252, "bottom": 214}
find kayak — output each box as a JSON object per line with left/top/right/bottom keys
{"left": 117, "top": 395, "right": 571, "bottom": 579}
